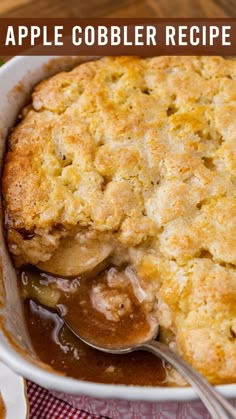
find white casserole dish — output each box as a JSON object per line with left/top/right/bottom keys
{"left": 0, "top": 55, "right": 235, "bottom": 418}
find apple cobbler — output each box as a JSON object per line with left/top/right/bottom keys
{"left": 2, "top": 56, "right": 236, "bottom": 385}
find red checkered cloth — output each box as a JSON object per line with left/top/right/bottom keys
{"left": 27, "top": 381, "right": 107, "bottom": 419}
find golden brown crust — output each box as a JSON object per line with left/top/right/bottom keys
{"left": 3, "top": 56, "right": 236, "bottom": 383}
{"left": 158, "top": 258, "right": 236, "bottom": 383}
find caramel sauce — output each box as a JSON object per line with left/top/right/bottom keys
{"left": 21, "top": 267, "right": 167, "bottom": 386}
{"left": 24, "top": 300, "right": 167, "bottom": 385}
{"left": 0, "top": 394, "right": 5, "bottom": 419}
{"left": 61, "top": 270, "right": 156, "bottom": 349}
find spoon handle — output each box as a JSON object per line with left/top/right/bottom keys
{"left": 138, "top": 340, "right": 236, "bottom": 419}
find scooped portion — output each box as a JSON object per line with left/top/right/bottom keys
{"left": 3, "top": 56, "right": 236, "bottom": 384}
{"left": 22, "top": 266, "right": 159, "bottom": 350}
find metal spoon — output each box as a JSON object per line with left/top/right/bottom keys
{"left": 61, "top": 311, "right": 236, "bottom": 419}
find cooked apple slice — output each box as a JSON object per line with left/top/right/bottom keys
{"left": 37, "top": 234, "right": 114, "bottom": 277}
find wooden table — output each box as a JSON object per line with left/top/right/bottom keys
{"left": 0, "top": 0, "right": 235, "bottom": 18}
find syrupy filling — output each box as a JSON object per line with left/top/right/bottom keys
{"left": 19, "top": 264, "right": 183, "bottom": 386}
